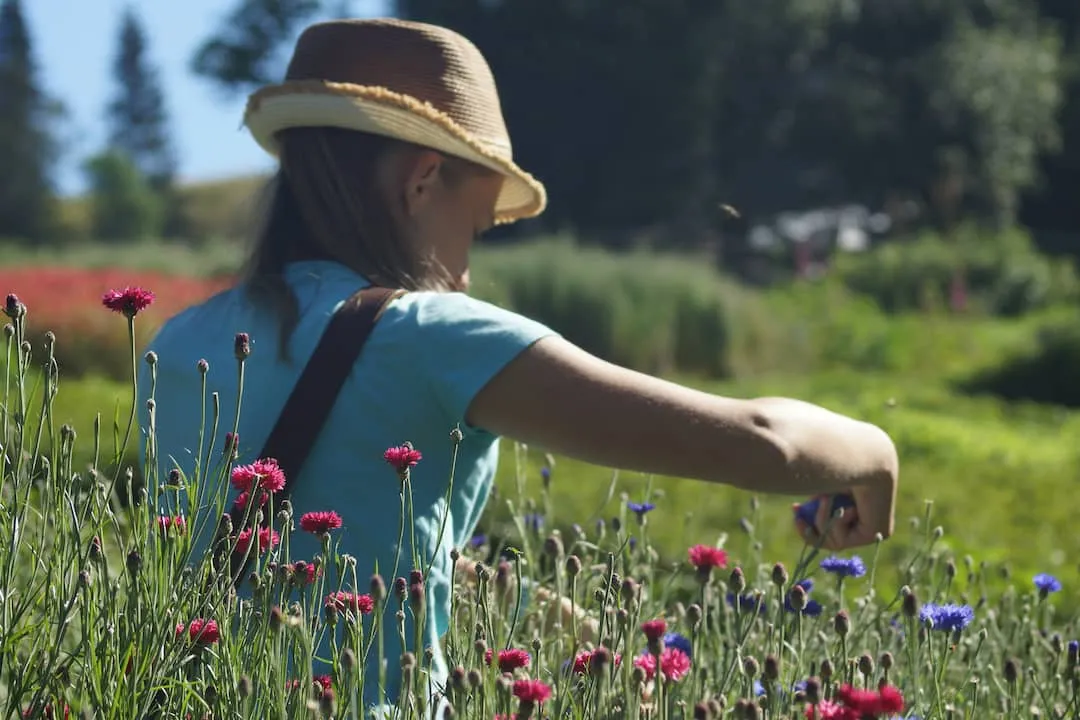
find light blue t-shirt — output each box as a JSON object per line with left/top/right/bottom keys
{"left": 139, "top": 260, "right": 556, "bottom": 708}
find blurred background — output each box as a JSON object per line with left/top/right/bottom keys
{"left": 2, "top": 0, "right": 1080, "bottom": 591}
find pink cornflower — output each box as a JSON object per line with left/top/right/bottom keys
{"left": 836, "top": 684, "right": 905, "bottom": 716}
{"left": 572, "top": 647, "right": 621, "bottom": 675}
{"left": 233, "top": 489, "right": 269, "bottom": 511}
{"left": 101, "top": 287, "right": 155, "bottom": 318}
{"left": 688, "top": 544, "right": 728, "bottom": 571}
{"left": 633, "top": 648, "right": 691, "bottom": 683}
{"left": 185, "top": 618, "right": 220, "bottom": 645}
{"left": 325, "top": 591, "right": 375, "bottom": 615}
{"left": 512, "top": 679, "right": 552, "bottom": 706}
{"left": 230, "top": 458, "right": 286, "bottom": 494}
{"left": 641, "top": 618, "right": 667, "bottom": 642}
{"left": 289, "top": 561, "right": 320, "bottom": 585}
{"left": 804, "top": 700, "right": 853, "bottom": 720}
{"left": 484, "top": 648, "right": 531, "bottom": 673}
{"left": 300, "top": 511, "right": 343, "bottom": 535}
{"left": 384, "top": 444, "right": 422, "bottom": 474}
{"left": 236, "top": 527, "right": 279, "bottom": 556}
{"left": 157, "top": 515, "right": 186, "bottom": 535}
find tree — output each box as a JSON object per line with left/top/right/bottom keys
{"left": 0, "top": 0, "right": 61, "bottom": 243}
{"left": 191, "top": 0, "right": 323, "bottom": 93}
{"left": 83, "top": 151, "right": 164, "bottom": 242}
{"left": 107, "top": 5, "right": 176, "bottom": 192}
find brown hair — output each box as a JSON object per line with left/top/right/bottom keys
{"left": 241, "top": 127, "right": 489, "bottom": 360}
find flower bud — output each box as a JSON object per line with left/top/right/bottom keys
{"left": 834, "top": 610, "right": 850, "bottom": 637}
{"left": 234, "top": 332, "right": 251, "bottom": 360}
{"left": 728, "top": 567, "right": 746, "bottom": 594}
{"left": 763, "top": 654, "right": 780, "bottom": 681}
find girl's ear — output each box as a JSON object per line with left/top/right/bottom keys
{"left": 401, "top": 150, "right": 446, "bottom": 218}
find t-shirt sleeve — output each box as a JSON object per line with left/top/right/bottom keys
{"left": 405, "top": 291, "right": 559, "bottom": 433}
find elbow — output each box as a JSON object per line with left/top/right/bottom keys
{"left": 727, "top": 407, "right": 800, "bottom": 492}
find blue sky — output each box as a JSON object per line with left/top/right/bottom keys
{"left": 26, "top": 0, "right": 389, "bottom": 195}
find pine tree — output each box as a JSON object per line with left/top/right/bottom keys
{"left": 107, "top": 5, "right": 176, "bottom": 192}
{"left": 0, "top": 0, "right": 60, "bottom": 243}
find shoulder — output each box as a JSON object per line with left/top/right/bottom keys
{"left": 380, "top": 290, "right": 554, "bottom": 341}
{"left": 373, "top": 290, "right": 560, "bottom": 428}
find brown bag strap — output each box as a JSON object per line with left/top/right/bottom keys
{"left": 228, "top": 285, "right": 405, "bottom": 584}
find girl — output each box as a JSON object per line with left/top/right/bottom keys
{"left": 143, "top": 17, "right": 898, "bottom": 714}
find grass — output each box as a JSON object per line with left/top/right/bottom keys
{"left": 4, "top": 301, "right": 1080, "bottom": 718}
{"left": 4, "top": 229, "right": 1080, "bottom": 716}
{"left": 39, "top": 360, "right": 1080, "bottom": 616}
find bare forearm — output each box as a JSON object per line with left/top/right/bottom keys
{"left": 470, "top": 337, "right": 898, "bottom": 498}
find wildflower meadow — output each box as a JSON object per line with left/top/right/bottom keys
{"left": 1, "top": 285, "right": 1078, "bottom": 720}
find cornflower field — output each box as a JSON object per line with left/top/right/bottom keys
{"left": 1, "top": 285, "right": 1078, "bottom": 720}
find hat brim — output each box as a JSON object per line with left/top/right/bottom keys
{"left": 244, "top": 80, "right": 546, "bottom": 225}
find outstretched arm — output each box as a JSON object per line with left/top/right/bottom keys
{"left": 467, "top": 336, "right": 898, "bottom": 546}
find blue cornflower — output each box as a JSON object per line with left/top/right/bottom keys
{"left": 663, "top": 632, "right": 692, "bottom": 658}
{"left": 524, "top": 513, "right": 544, "bottom": 533}
{"left": 919, "top": 602, "right": 975, "bottom": 632}
{"left": 469, "top": 533, "right": 487, "bottom": 548}
{"left": 753, "top": 679, "right": 765, "bottom": 696}
{"left": 820, "top": 555, "right": 866, "bottom": 578}
{"left": 540, "top": 466, "right": 552, "bottom": 484}
{"left": 726, "top": 593, "right": 767, "bottom": 614}
{"left": 628, "top": 537, "right": 638, "bottom": 551}
{"left": 1034, "top": 573, "right": 1062, "bottom": 595}
{"left": 627, "top": 501, "right": 656, "bottom": 521}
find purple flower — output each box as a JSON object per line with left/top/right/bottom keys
{"left": 524, "top": 513, "right": 544, "bottom": 533}
{"left": 469, "top": 534, "right": 487, "bottom": 548}
{"left": 820, "top": 555, "right": 866, "bottom": 578}
{"left": 663, "top": 632, "right": 692, "bottom": 658}
{"left": 919, "top": 603, "right": 975, "bottom": 633}
{"left": 627, "top": 501, "right": 656, "bottom": 521}
{"left": 1034, "top": 573, "right": 1062, "bottom": 595}
{"left": 726, "top": 593, "right": 767, "bottom": 614}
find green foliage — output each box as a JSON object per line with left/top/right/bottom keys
{"left": 107, "top": 5, "right": 176, "bottom": 192}
{"left": 0, "top": 0, "right": 63, "bottom": 244}
{"left": 960, "top": 311, "right": 1080, "bottom": 407}
{"left": 834, "top": 225, "right": 1079, "bottom": 316}
{"left": 83, "top": 151, "right": 165, "bottom": 242}
{"left": 471, "top": 239, "right": 735, "bottom": 377}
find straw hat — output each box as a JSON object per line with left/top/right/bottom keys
{"left": 243, "top": 18, "right": 546, "bottom": 225}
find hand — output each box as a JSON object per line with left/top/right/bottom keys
{"left": 793, "top": 481, "right": 895, "bottom": 551}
